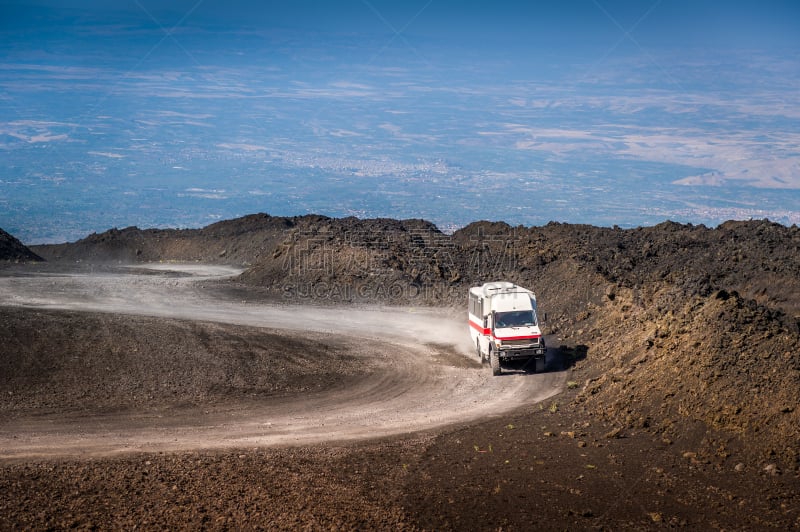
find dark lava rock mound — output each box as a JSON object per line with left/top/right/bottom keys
{"left": 0, "top": 228, "right": 42, "bottom": 262}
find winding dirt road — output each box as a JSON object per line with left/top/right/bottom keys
{"left": 0, "top": 264, "right": 564, "bottom": 459}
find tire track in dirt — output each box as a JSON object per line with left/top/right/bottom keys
{"left": 0, "top": 264, "right": 564, "bottom": 459}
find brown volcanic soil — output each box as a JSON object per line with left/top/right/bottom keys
{"left": 4, "top": 214, "right": 799, "bottom": 528}
{"left": 1, "top": 306, "right": 798, "bottom": 530}
{"left": 0, "top": 308, "right": 370, "bottom": 419}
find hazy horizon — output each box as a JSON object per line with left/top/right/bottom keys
{"left": 2, "top": 0, "right": 799, "bottom": 243}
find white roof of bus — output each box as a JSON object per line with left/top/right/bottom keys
{"left": 469, "top": 281, "right": 534, "bottom": 298}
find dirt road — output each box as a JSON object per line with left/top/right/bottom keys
{"left": 0, "top": 264, "right": 563, "bottom": 459}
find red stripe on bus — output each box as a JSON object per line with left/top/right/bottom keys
{"left": 468, "top": 320, "right": 490, "bottom": 335}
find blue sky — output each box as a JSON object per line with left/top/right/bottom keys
{"left": 7, "top": 0, "right": 798, "bottom": 45}
{"left": 1, "top": 1, "right": 799, "bottom": 241}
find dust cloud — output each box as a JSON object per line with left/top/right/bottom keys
{"left": 0, "top": 263, "right": 562, "bottom": 458}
